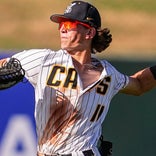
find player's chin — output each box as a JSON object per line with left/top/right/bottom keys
{"left": 62, "top": 47, "right": 76, "bottom": 54}
{"left": 61, "top": 46, "right": 68, "bottom": 51}
{"left": 61, "top": 42, "right": 67, "bottom": 49}
{"left": 61, "top": 42, "right": 78, "bottom": 52}
{"left": 61, "top": 44, "right": 71, "bottom": 51}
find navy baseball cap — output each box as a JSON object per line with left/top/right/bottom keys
{"left": 50, "top": 1, "right": 101, "bottom": 29}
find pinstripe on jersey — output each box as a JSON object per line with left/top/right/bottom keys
{"left": 13, "top": 49, "right": 129, "bottom": 155}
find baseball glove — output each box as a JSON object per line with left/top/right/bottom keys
{"left": 0, "top": 58, "right": 25, "bottom": 90}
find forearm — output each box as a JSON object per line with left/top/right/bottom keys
{"left": 131, "top": 67, "right": 156, "bottom": 94}
{"left": 0, "top": 58, "right": 25, "bottom": 90}
{"left": 121, "top": 67, "right": 156, "bottom": 95}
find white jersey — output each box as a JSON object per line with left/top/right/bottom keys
{"left": 13, "top": 49, "right": 129, "bottom": 156}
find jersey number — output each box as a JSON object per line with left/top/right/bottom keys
{"left": 90, "top": 104, "right": 105, "bottom": 122}
{"left": 91, "top": 76, "right": 111, "bottom": 122}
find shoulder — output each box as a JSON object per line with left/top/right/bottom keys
{"left": 100, "top": 59, "right": 118, "bottom": 73}
{"left": 12, "top": 49, "right": 65, "bottom": 60}
{"left": 12, "top": 49, "right": 50, "bottom": 59}
{"left": 100, "top": 59, "right": 129, "bottom": 83}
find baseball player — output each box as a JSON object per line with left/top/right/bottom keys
{"left": 1, "top": 1, "right": 156, "bottom": 156}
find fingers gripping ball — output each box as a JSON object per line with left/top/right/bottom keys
{"left": 0, "top": 58, "right": 25, "bottom": 90}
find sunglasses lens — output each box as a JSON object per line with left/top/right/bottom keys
{"left": 59, "top": 21, "right": 91, "bottom": 30}
{"left": 59, "top": 21, "right": 77, "bottom": 30}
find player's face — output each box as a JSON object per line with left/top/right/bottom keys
{"left": 59, "top": 21, "right": 92, "bottom": 52}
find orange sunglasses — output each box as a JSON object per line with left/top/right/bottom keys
{"left": 59, "top": 21, "right": 91, "bottom": 30}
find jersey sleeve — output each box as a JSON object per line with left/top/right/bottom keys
{"left": 104, "top": 60, "right": 129, "bottom": 95}
{"left": 12, "top": 49, "right": 52, "bottom": 87}
{"left": 113, "top": 69, "right": 129, "bottom": 93}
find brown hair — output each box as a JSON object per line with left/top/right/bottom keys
{"left": 92, "top": 28, "right": 112, "bottom": 54}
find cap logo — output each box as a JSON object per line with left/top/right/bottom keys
{"left": 64, "top": 2, "right": 76, "bottom": 14}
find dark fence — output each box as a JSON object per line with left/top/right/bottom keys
{"left": 102, "top": 60, "right": 156, "bottom": 156}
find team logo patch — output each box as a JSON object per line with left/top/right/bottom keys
{"left": 64, "top": 2, "right": 76, "bottom": 14}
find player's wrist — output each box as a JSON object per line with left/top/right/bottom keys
{"left": 150, "top": 65, "right": 156, "bottom": 80}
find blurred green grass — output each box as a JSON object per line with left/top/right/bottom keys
{"left": 97, "top": 0, "right": 156, "bottom": 13}
{"left": 0, "top": 0, "right": 156, "bottom": 59}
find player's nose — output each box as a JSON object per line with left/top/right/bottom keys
{"left": 59, "top": 25, "right": 68, "bottom": 33}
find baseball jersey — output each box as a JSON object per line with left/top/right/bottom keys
{"left": 13, "top": 49, "right": 129, "bottom": 156}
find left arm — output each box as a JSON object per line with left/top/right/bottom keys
{"left": 120, "top": 67, "right": 156, "bottom": 96}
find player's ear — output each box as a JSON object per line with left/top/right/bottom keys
{"left": 85, "top": 28, "right": 96, "bottom": 39}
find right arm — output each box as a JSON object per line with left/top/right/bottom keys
{"left": 120, "top": 67, "right": 156, "bottom": 96}
{"left": 0, "top": 57, "right": 25, "bottom": 90}
{"left": 0, "top": 49, "right": 51, "bottom": 87}
{"left": 12, "top": 49, "right": 51, "bottom": 87}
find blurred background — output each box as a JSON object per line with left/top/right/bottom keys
{"left": 0, "top": 0, "right": 156, "bottom": 156}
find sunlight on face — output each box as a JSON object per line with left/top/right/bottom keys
{"left": 59, "top": 24, "right": 91, "bottom": 52}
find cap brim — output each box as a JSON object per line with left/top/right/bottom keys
{"left": 50, "top": 14, "right": 75, "bottom": 23}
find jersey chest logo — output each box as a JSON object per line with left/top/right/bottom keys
{"left": 46, "top": 65, "right": 111, "bottom": 94}
{"left": 47, "top": 65, "right": 77, "bottom": 89}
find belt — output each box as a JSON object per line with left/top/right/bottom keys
{"left": 37, "top": 149, "right": 94, "bottom": 156}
